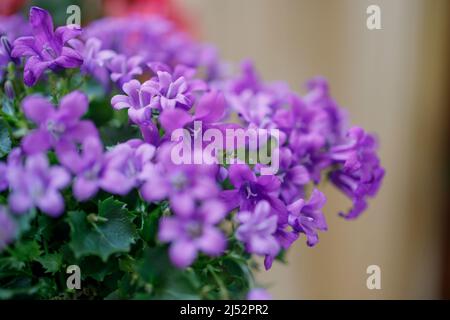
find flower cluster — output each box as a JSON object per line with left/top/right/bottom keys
{"left": 0, "top": 6, "right": 384, "bottom": 299}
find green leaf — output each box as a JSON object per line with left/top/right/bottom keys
{"left": 10, "top": 241, "right": 42, "bottom": 262}
{"left": 36, "top": 253, "right": 63, "bottom": 274}
{"left": 79, "top": 256, "right": 119, "bottom": 281}
{"left": 0, "top": 117, "right": 12, "bottom": 158}
{"left": 67, "top": 197, "right": 137, "bottom": 261}
{"left": 140, "top": 207, "right": 162, "bottom": 244}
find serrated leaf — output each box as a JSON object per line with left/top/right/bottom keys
{"left": 36, "top": 253, "right": 63, "bottom": 274}
{"left": 10, "top": 241, "right": 42, "bottom": 262}
{"left": 67, "top": 197, "right": 137, "bottom": 261}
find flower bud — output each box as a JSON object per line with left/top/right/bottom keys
{"left": 1, "top": 36, "right": 19, "bottom": 64}
{"left": 0, "top": 36, "right": 12, "bottom": 57}
{"left": 4, "top": 80, "right": 15, "bottom": 100}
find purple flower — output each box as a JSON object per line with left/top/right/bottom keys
{"left": 159, "top": 90, "right": 226, "bottom": 135}
{"left": 0, "top": 36, "right": 19, "bottom": 81}
{"left": 329, "top": 127, "right": 385, "bottom": 219}
{"left": 111, "top": 79, "right": 155, "bottom": 125}
{"left": 247, "top": 288, "right": 272, "bottom": 300}
{"left": 21, "top": 91, "right": 98, "bottom": 167}
{"left": 287, "top": 189, "right": 327, "bottom": 246}
{"left": 277, "top": 147, "right": 310, "bottom": 204}
{"left": 235, "top": 200, "right": 280, "bottom": 257}
{"left": 0, "top": 206, "right": 16, "bottom": 251}
{"left": 11, "top": 7, "right": 83, "bottom": 86}
{"left": 65, "top": 136, "right": 105, "bottom": 201}
{"left": 7, "top": 152, "right": 70, "bottom": 217}
{"left": 159, "top": 199, "right": 227, "bottom": 268}
{"left": 100, "top": 139, "right": 156, "bottom": 196}
{"left": 221, "top": 164, "right": 286, "bottom": 215}
{"left": 107, "top": 54, "right": 143, "bottom": 87}
{"left": 227, "top": 90, "right": 274, "bottom": 128}
{"left": 143, "top": 63, "right": 206, "bottom": 111}
{"left": 140, "top": 143, "right": 220, "bottom": 217}
{"left": 69, "top": 37, "right": 116, "bottom": 87}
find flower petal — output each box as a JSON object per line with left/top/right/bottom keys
{"left": 21, "top": 95, "right": 54, "bottom": 124}
{"left": 59, "top": 90, "right": 88, "bottom": 120}
{"left": 22, "top": 130, "right": 52, "bottom": 155}
{"left": 29, "top": 7, "right": 54, "bottom": 46}
{"left": 55, "top": 25, "right": 82, "bottom": 44}
{"left": 55, "top": 46, "right": 83, "bottom": 68}
{"left": 37, "top": 190, "right": 65, "bottom": 217}
{"left": 73, "top": 176, "right": 99, "bottom": 201}
{"left": 169, "top": 240, "right": 197, "bottom": 268}
{"left": 11, "top": 36, "right": 37, "bottom": 57}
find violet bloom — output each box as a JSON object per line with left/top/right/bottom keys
{"left": 287, "top": 188, "right": 327, "bottom": 246}
{"left": 235, "top": 200, "right": 280, "bottom": 258}
{"left": 277, "top": 147, "right": 310, "bottom": 204}
{"left": 227, "top": 90, "right": 274, "bottom": 128}
{"left": 69, "top": 37, "right": 116, "bottom": 87}
{"left": 107, "top": 54, "right": 143, "bottom": 88}
{"left": 140, "top": 143, "right": 220, "bottom": 217}
{"left": 329, "top": 127, "right": 385, "bottom": 219}
{"left": 21, "top": 91, "right": 98, "bottom": 167}
{"left": 143, "top": 63, "right": 206, "bottom": 111}
{"left": 247, "top": 288, "right": 272, "bottom": 300}
{"left": 101, "top": 139, "right": 156, "bottom": 196}
{"left": 7, "top": 153, "right": 70, "bottom": 217}
{"left": 159, "top": 200, "right": 227, "bottom": 268}
{"left": 221, "top": 164, "right": 286, "bottom": 215}
{"left": 0, "top": 206, "right": 16, "bottom": 251}
{"left": 159, "top": 90, "right": 226, "bottom": 136}
{"left": 62, "top": 136, "right": 105, "bottom": 201}
{"left": 0, "top": 36, "right": 19, "bottom": 79}
{"left": 111, "top": 79, "right": 155, "bottom": 125}
{"left": 11, "top": 7, "right": 83, "bottom": 86}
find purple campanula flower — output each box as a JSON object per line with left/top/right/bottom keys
{"left": 107, "top": 54, "right": 143, "bottom": 88}
{"left": 287, "top": 188, "right": 327, "bottom": 246}
{"left": 247, "top": 288, "right": 272, "bottom": 300}
{"left": 144, "top": 63, "right": 206, "bottom": 111}
{"left": 69, "top": 37, "right": 116, "bottom": 88}
{"left": 140, "top": 142, "right": 220, "bottom": 217}
{"left": 4, "top": 80, "right": 15, "bottom": 100}
{"left": 304, "top": 77, "right": 348, "bottom": 145}
{"left": 227, "top": 90, "right": 274, "bottom": 128}
{"left": 7, "top": 152, "right": 70, "bottom": 217}
{"left": 100, "top": 139, "right": 156, "bottom": 196}
{"left": 231, "top": 59, "right": 263, "bottom": 95}
{"left": 329, "top": 127, "right": 385, "bottom": 219}
{"left": 159, "top": 199, "right": 227, "bottom": 268}
{"left": 63, "top": 136, "right": 105, "bottom": 201}
{"left": 0, "top": 206, "right": 16, "bottom": 251}
{"left": 0, "top": 36, "right": 19, "bottom": 81}
{"left": 235, "top": 200, "right": 280, "bottom": 258}
{"left": 277, "top": 147, "right": 310, "bottom": 204}
{"left": 221, "top": 164, "right": 286, "bottom": 215}
{"left": 159, "top": 90, "right": 226, "bottom": 136}
{"left": 111, "top": 79, "right": 155, "bottom": 125}
{"left": 11, "top": 7, "right": 83, "bottom": 87}
{"left": 21, "top": 91, "right": 98, "bottom": 167}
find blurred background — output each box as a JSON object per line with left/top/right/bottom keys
{"left": 2, "top": 0, "right": 449, "bottom": 299}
